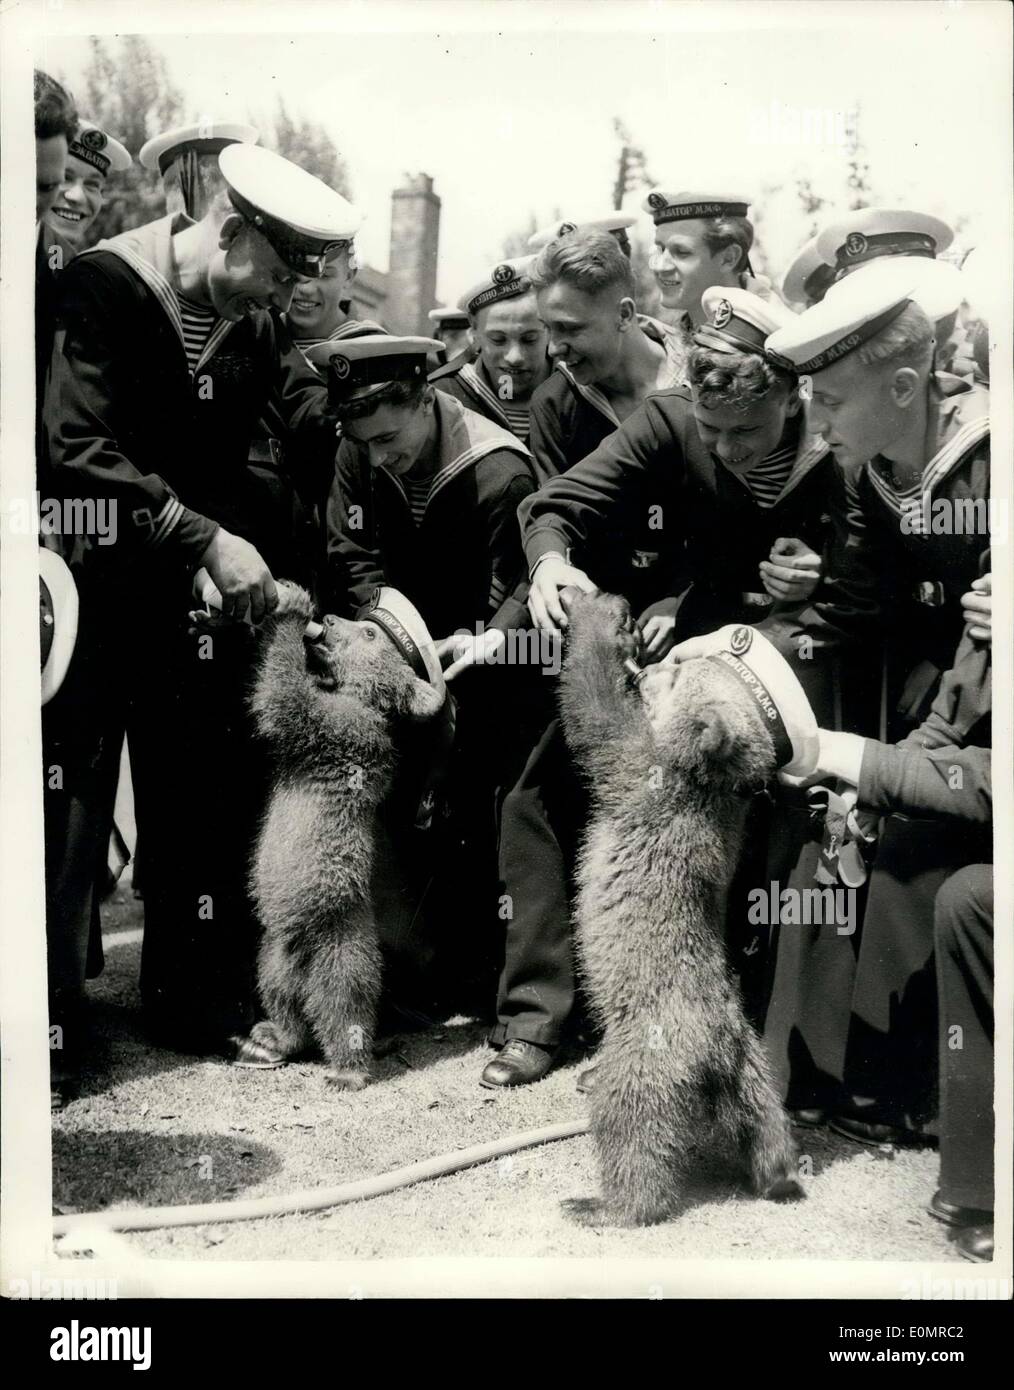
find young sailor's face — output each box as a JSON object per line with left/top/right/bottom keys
{"left": 472, "top": 294, "right": 549, "bottom": 402}
{"left": 287, "top": 250, "right": 354, "bottom": 337}
{"left": 649, "top": 220, "right": 729, "bottom": 317}
{"left": 209, "top": 221, "right": 299, "bottom": 321}
{"left": 805, "top": 356, "right": 901, "bottom": 467}
{"left": 342, "top": 398, "right": 433, "bottom": 477}
{"left": 538, "top": 282, "right": 623, "bottom": 387}
{"left": 46, "top": 152, "right": 104, "bottom": 245}
{"left": 36, "top": 134, "right": 68, "bottom": 222}
{"left": 692, "top": 389, "right": 795, "bottom": 475}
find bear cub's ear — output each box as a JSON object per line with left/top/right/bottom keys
{"left": 399, "top": 675, "right": 444, "bottom": 722}
{"left": 694, "top": 710, "right": 735, "bottom": 763}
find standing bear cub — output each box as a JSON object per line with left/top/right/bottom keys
{"left": 558, "top": 590, "right": 804, "bottom": 1226}
{"left": 237, "top": 582, "right": 442, "bottom": 1088}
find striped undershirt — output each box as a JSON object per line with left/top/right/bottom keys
{"left": 737, "top": 441, "right": 797, "bottom": 508}
{"left": 499, "top": 400, "right": 531, "bottom": 442}
{"left": 178, "top": 295, "right": 218, "bottom": 374}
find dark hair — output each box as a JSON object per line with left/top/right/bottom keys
{"left": 689, "top": 344, "right": 794, "bottom": 409}
{"left": 529, "top": 229, "right": 636, "bottom": 301}
{"left": 700, "top": 215, "right": 754, "bottom": 276}
{"left": 333, "top": 379, "right": 430, "bottom": 423}
{"left": 34, "top": 69, "right": 77, "bottom": 142}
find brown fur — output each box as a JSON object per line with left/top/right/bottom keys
{"left": 244, "top": 583, "right": 441, "bottom": 1089}
{"left": 558, "top": 592, "right": 803, "bottom": 1225}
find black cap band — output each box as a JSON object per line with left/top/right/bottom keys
{"left": 466, "top": 274, "right": 531, "bottom": 316}
{"left": 364, "top": 599, "right": 429, "bottom": 684}
{"left": 326, "top": 350, "right": 428, "bottom": 404}
{"left": 648, "top": 198, "right": 749, "bottom": 225}
{"left": 157, "top": 137, "right": 238, "bottom": 176}
{"left": 708, "top": 651, "right": 793, "bottom": 768}
{"left": 68, "top": 141, "right": 111, "bottom": 176}
{"left": 227, "top": 186, "right": 350, "bottom": 277}
{"left": 834, "top": 230, "right": 937, "bottom": 272}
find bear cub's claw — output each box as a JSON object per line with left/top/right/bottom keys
{"left": 325, "top": 1068, "right": 370, "bottom": 1092}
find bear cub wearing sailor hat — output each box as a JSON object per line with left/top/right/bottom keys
{"left": 237, "top": 582, "right": 442, "bottom": 1088}
{"left": 558, "top": 591, "right": 808, "bottom": 1225}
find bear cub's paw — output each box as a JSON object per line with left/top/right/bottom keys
{"left": 758, "top": 1175, "right": 806, "bottom": 1203}
{"left": 325, "top": 1068, "right": 370, "bottom": 1092}
{"left": 564, "top": 591, "right": 640, "bottom": 660}
{"left": 270, "top": 580, "right": 314, "bottom": 622}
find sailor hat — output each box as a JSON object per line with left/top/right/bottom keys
{"left": 139, "top": 120, "right": 258, "bottom": 175}
{"left": 528, "top": 211, "right": 638, "bottom": 252}
{"left": 781, "top": 236, "right": 836, "bottom": 308}
{"left": 427, "top": 307, "right": 471, "bottom": 332}
{"left": 39, "top": 549, "right": 79, "bottom": 706}
{"left": 67, "top": 121, "right": 131, "bottom": 178}
{"left": 642, "top": 188, "right": 752, "bottom": 226}
{"left": 219, "top": 143, "right": 363, "bottom": 278}
{"left": 685, "top": 624, "right": 819, "bottom": 776}
{"left": 830, "top": 253, "right": 965, "bottom": 324}
{"left": 695, "top": 285, "right": 797, "bottom": 359}
{"left": 458, "top": 256, "right": 536, "bottom": 317}
{"left": 817, "top": 207, "right": 954, "bottom": 277}
{"left": 764, "top": 265, "right": 918, "bottom": 375}
{"left": 305, "top": 334, "right": 441, "bottom": 404}
{"left": 361, "top": 587, "right": 447, "bottom": 700}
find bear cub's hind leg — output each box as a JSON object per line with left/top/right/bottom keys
{"left": 723, "top": 1033, "right": 804, "bottom": 1202}
{"left": 302, "top": 913, "right": 382, "bottom": 1091}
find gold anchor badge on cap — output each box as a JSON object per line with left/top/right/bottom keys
{"left": 844, "top": 232, "right": 868, "bottom": 258}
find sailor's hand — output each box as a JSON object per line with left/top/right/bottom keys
{"left": 961, "top": 573, "right": 991, "bottom": 644}
{"left": 528, "top": 555, "right": 598, "bottom": 635}
{"left": 434, "top": 629, "right": 506, "bottom": 681}
{"left": 759, "top": 536, "right": 823, "bottom": 602}
{"left": 639, "top": 613, "right": 677, "bottom": 662}
{"left": 198, "top": 529, "right": 278, "bottom": 625}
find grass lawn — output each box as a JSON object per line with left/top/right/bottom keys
{"left": 50, "top": 881, "right": 961, "bottom": 1271}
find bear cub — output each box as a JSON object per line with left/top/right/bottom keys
{"left": 238, "top": 582, "right": 442, "bottom": 1089}
{"left": 558, "top": 590, "right": 803, "bottom": 1225}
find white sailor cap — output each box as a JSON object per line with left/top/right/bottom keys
{"left": 139, "top": 121, "right": 258, "bottom": 175}
{"left": 781, "top": 237, "right": 836, "bottom": 308}
{"left": 765, "top": 263, "right": 919, "bottom": 375}
{"left": 67, "top": 120, "right": 131, "bottom": 178}
{"left": 830, "top": 253, "right": 965, "bottom": 324}
{"left": 428, "top": 306, "right": 471, "bottom": 331}
{"left": 362, "top": 587, "right": 446, "bottom": 699}
{"left": 458, "top": 256, "right": 537, "bottom": 317}
{"left": 218, "top": 144, "right": 364, "bottom": 278}
{"left": 528, "top": 212, "right": 638, "bottom": 251}
{"left": 39, "top": 549, "right": 79, "bottom": 706}
{"left": 683, "top": 624, "right": 819, "bottom": 776}
{"left": 695, "top": 285, "right": 797, "bottom": 360}
{"left": 304, "top": 334, "right": 441, "bottom": 404}
{"left": 817, "top": 207, "right": 954, "bottom": 277}
{"left": 642, "top": 188, "right": 752, "bottom": 226}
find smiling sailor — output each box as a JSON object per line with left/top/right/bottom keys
{"left": 44, "top": 143, "right": 360, "bottom": 1055}
{"left": 45, "top": 119, "right": 131, "bottom": 250}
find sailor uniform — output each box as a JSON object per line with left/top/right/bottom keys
{"left": 45, "top": 210, "right": 336, "bottom": 1044}
{"left": 430, "top": 352, "right": 540, "bottom": 445}
{"left": 325, "top": 390, "right": 533, "bottom": 635}
{"left": 492, "top": 392, "right": 835, "bottom": 1051}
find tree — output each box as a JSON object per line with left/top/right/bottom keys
{"left": 264, "top": 98, "right": 352, "bottom": 199}
{"left": 611, "top": 118, "right": 656, "bottom": 210}
{"left": 844, "top": 102, "right": 874, "bottom": 210}
{"left": 77, "top": 35, "right": 185, "bottom": 242}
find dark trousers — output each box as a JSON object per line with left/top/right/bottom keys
{"left": 45, "top": 577, "right": 267, "bottom": 1049}
{"left": 841, "top": 815, "right": 990, "bottom": 1130}
{"left": 490, "top": 718, "right": 586, "bottom": 1048}
{"left": 935, "top": 864, "right": 994, "bottom": 1211}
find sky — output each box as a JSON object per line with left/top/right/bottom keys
{"left": 34, "top": 0, "right": 1013, "bottom": 303}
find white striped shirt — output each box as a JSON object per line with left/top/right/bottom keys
{"left": 178, "top": 295, "right": 218, "bottom": 375}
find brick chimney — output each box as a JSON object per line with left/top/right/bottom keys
{"left": 386, "top": 173, "right": 441, "bottom": 336}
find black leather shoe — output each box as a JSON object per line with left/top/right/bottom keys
{"left": 480, "top": 1039, "right": 555, "bottom": 1088}
{"left": 830, "top": 1114, "right": 928, "bottom": 1147}
{"left": 576, "top": 1064, "right": 598, "bottom": 1094}
{"left": 928, "top": 1190, "right": 993, "bottom": 1228}
{"left": 951, "top": 1223, "right": 994, "bottom": 1263}
{"left": 789, "top": 1107, "right": 827, "bottom": 1129}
